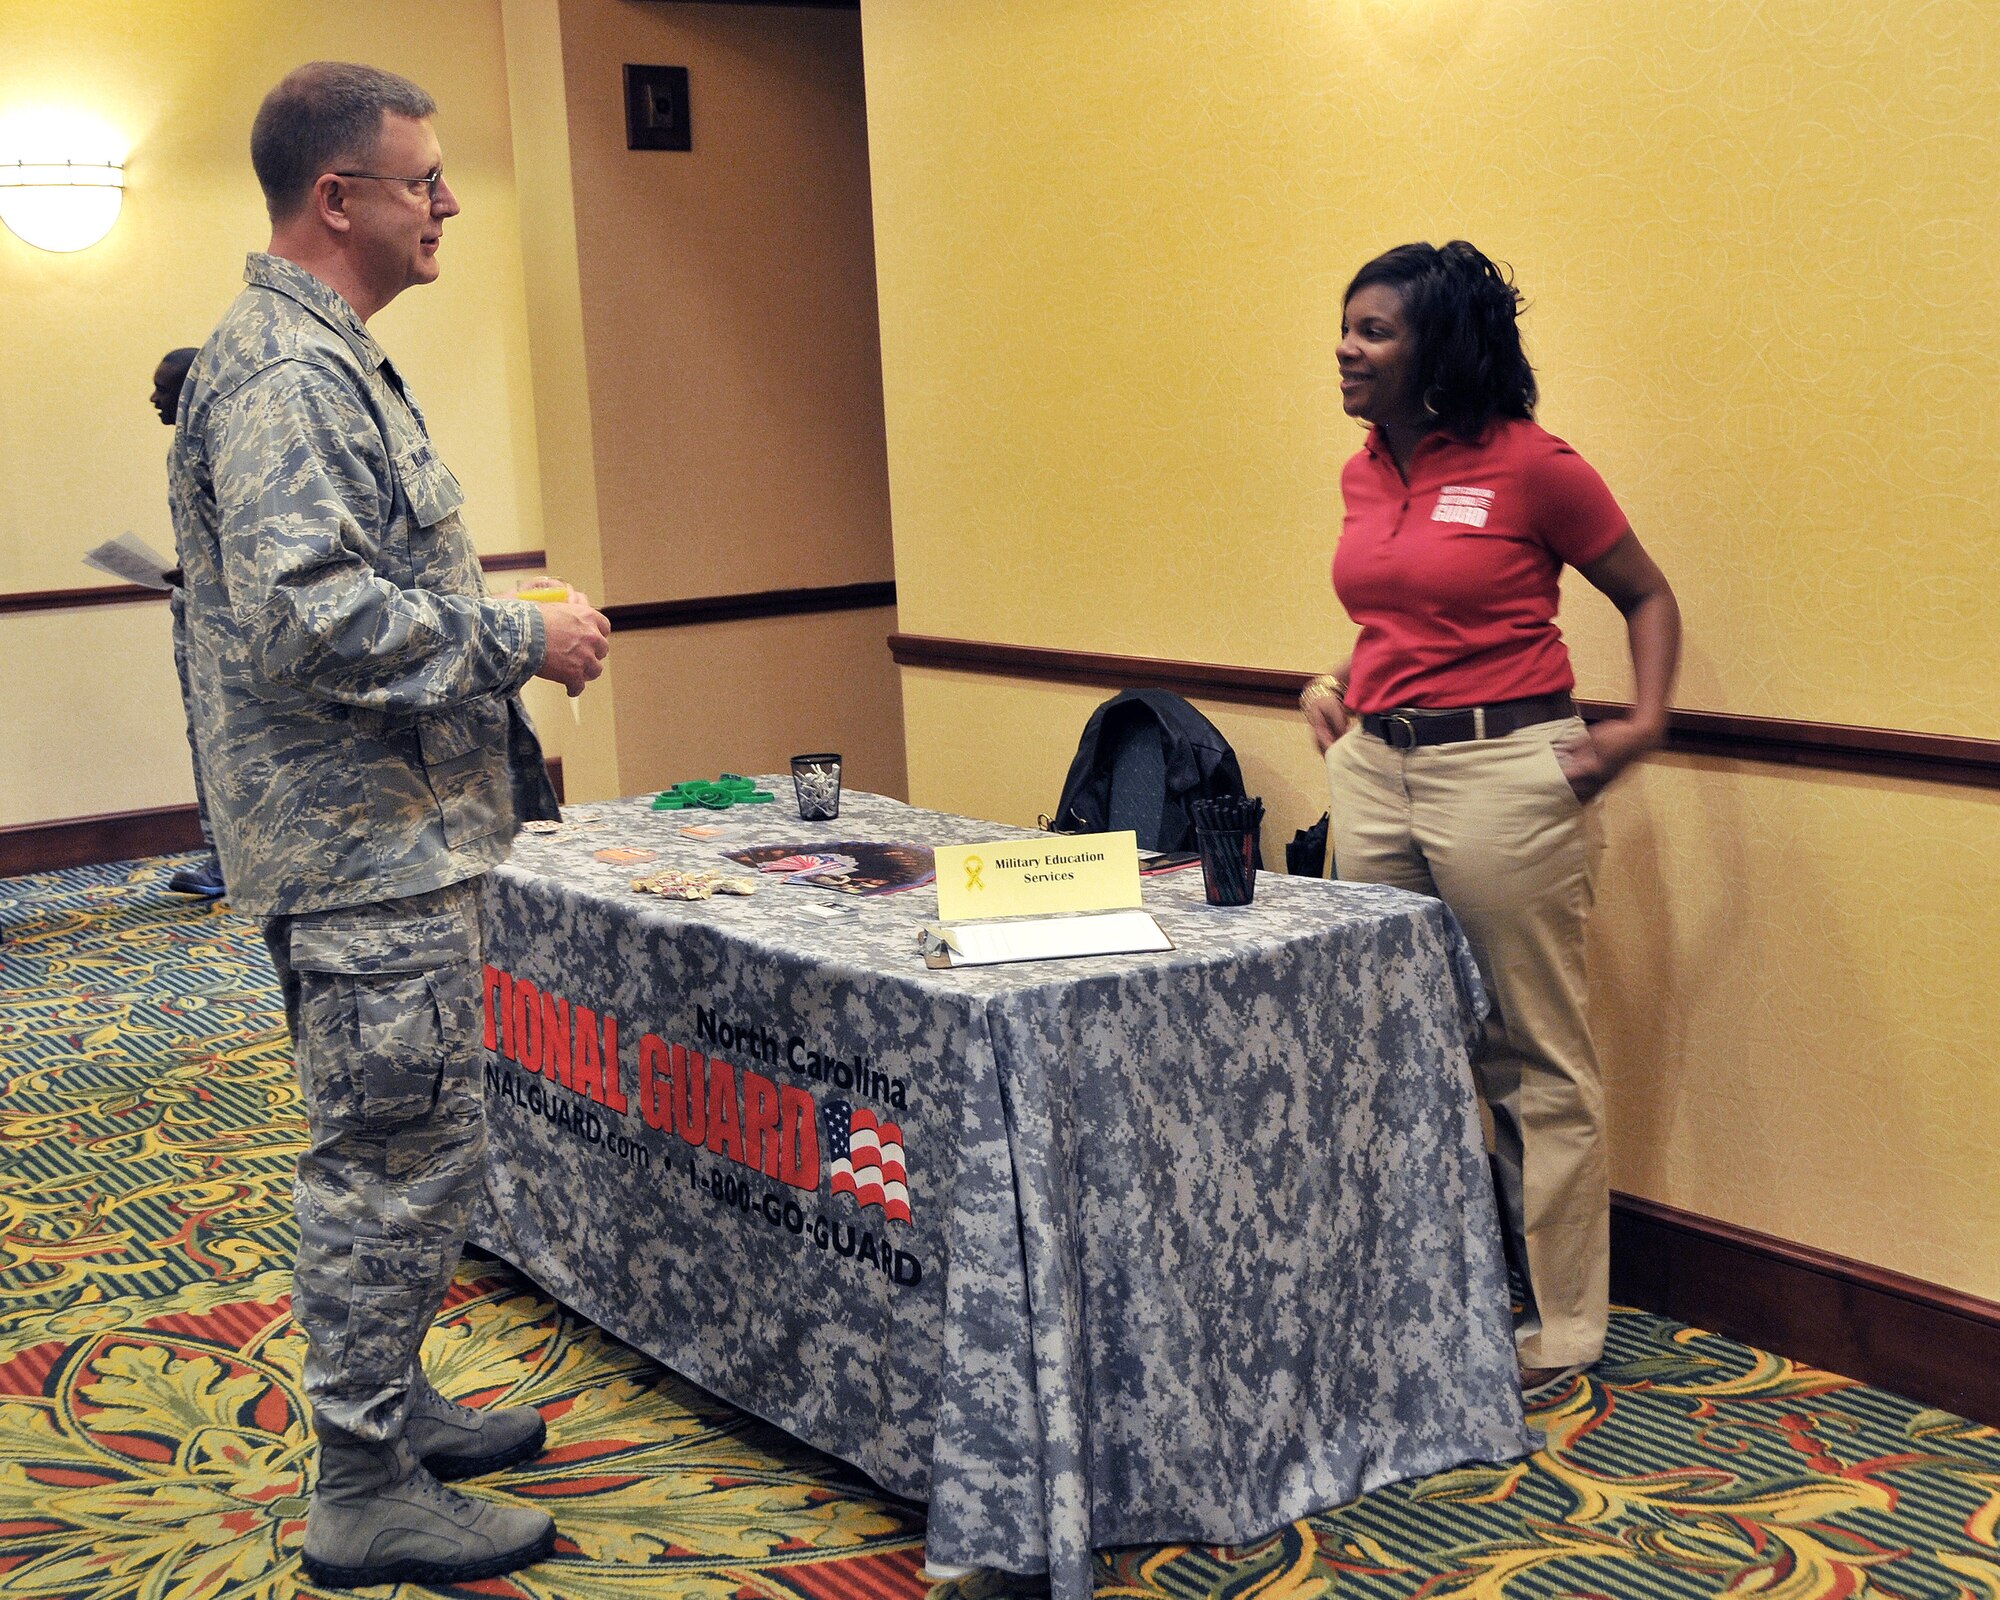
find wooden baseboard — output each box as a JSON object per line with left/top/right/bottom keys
{"left": 0, "top": 804, "right": 208, "bottom": 876}
{"left": 1611, "top": 1192, "right": 2000, "bottom": 1425}
{"left": 1, "top": 758, "right": 565, "bottom": 879}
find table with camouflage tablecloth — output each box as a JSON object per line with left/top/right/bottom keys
{"left": 470, "top": 786, "right": 1533, "bottom": 1598}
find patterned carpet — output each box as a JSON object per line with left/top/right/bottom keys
{"left": 2, "top": 855, "right": 1997, "bottom": 1600}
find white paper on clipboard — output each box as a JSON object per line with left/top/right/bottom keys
{"left": 921, "top": 909, "right": 1173, "bottom": 968}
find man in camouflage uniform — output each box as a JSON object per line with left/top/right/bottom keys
{"left": 170, "top": 62, "right": 611, "bottom": 1589}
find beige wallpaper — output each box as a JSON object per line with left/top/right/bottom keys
{"left": 513, "top": 0, "right": 905, "bottom": 804}
{"left": 0, "top": 0, "right": 544, "bottom": 590}
{"left": 554, "top": 0, "right": 895, "bottom": 606}
{"left": 864, "top": 0, "right": 1999, "bottom": 740}
{"left": 611, "top": 609, "right": 908, "bottom": 805}
{"left": 5, "top": 1, "right": 906, "bottom": 826}
{"left": 3, "top": 607, "right": 194, "bottom": 823}
{"left": 899, "top": 669, "right": 2000, "bottom": 1302}
{"left": 501, "top": 0, "right": 618, "bottom": 799}
{"left": 865, "top": 0, "right": 2000, "bottom": 1293}
{"left": 0, "top": 0, "right": 546, "bottom": 827}
{"left": 1590, "top": 756, "right": 2000, "bottom": 1295}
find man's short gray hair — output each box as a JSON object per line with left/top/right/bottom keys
{"left": 251, "top": 62, "right": 436, "bottom": 222}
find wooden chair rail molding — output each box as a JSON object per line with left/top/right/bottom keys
{"left": 1, "top": 564, "right": 898, "bottom": 632}
{"left": 0, "top": 580, "right": 894, "bottom": 874}
{"left": 0, "top": 760, "right": 565, "bottom": 880}
{"left": 0, "top": 550, "right": 551, "bottom": 616}
{"left": 603, "top": 580, "right": 895, "bottom": 632}
{"left": 887, "top": 629, "right": 2000, "bottom": 1412}
{"left": 887, "top": 633, "right": 2000, "bottom": 790}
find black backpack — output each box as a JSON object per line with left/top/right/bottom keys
{"left": 1047, "top": 689, "right": 1259, "bottom": 860}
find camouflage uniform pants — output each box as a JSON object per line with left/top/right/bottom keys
{"left": 263, "top": 879, "right": 487, "bottom": 1442}
{"left": 168, "top": 587, "right": 216, "bottom": 855}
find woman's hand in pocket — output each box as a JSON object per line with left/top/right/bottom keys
{"left": 1554, "top": 717, "right": 1659, "bottom": 801}
{"left": 1301, "top": 676, "right": 1350, "bottom": 753}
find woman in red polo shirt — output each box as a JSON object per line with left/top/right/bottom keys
{"left": 1300, "top": 241, "right": 1681, "bottom": 1400}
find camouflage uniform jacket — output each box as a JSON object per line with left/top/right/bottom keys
{"left": 169, "top": 253, "right": 557, "bottom": 918}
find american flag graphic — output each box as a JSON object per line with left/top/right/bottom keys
{"left": 820, "top": 1098, "right": 912, "bottom": 1224}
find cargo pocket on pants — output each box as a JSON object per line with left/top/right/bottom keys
{"left": 340, "top": 1233, "right": 433, "bottom": 1387}
{"left": 348, "top": 971, "right": 450, "bottom": 1125}
{"left": 288, "top": 908, "right": 478, "bottom": 1132}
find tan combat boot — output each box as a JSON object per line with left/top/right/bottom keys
{"left": 405, "top": 1370, "right": 547, "bottom": 1480}
{"left": 300, "top": 1434, "right": 557, "bottom": 1589}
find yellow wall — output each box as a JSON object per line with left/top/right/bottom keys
{"left": 614, "top": 608, "right": 908, "bottom": 803}
{"left": 0, "top": 1, "right": 551, "bottom": 826}
{"left": 1591, "top": 758, "right": 1999, "bottom": 1293}
{"left": 865, "top": 0, "right": 2000, "bottom": 738}
{"left": 501, "top": 0, "right": 620, "bottom": 798}
{"left": 552, "top": 0, "right": 895, "bottom": 604}
{"left": 3, "top": 1, "right": 905, "bottom": 825}
{"left": 864, "top": 1, "right": 2000, "bottom": 1294}
{"left": 530, "top": 0, "right": 905, "bottom": 802}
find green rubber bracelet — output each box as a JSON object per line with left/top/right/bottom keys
{"left": 651, "top": 776, "right": 777, "bottom": 811}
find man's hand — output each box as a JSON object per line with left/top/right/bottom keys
{"left": 1553, "top": 716, "right": 1660, "bottom": 802}
{"left": 533, "top": 590, "right": 611, "bottom": 696}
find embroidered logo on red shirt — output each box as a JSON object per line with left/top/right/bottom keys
{"left": 1432, "top": 485, "right": 1495, "bottom": 527}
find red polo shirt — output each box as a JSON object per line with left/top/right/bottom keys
{"left": 1332, "top": 419, "right": 1629, "bottom": 713}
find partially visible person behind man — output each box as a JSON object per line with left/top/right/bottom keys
{"left": 153, "top": 345, "right": 229, "bottom": 900}
{"left": 151, "top": 347, "right": 197, "bottom": 428}
{"left": 170, "top": 61, "right": 610, "bottom": 1589}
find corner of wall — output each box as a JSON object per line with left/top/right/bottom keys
{"left": 499, "top": 0, "right": 620, "bottom": 800}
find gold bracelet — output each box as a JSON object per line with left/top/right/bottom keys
{"left": 1299, "top": 673, "right": 1347, "bottom": 710}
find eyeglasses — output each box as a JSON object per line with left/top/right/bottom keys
{"left": 332, "top": 166, "right": 445, "bottom": 201}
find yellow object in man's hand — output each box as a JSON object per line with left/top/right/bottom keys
{"left": 513, "top": 578, "right": 585, "bottom": 717}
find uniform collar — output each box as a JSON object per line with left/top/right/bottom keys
{"left": 244, "top": 252, "right": 388, "bottom": 374}
{"left": 1360, "top": 421, "right": 1501, "bottom": 465}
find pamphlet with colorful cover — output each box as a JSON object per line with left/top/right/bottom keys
{"left": 724, "top": 841, "right": 937, "bottom": 897}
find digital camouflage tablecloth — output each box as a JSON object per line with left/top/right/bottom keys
{"left": 470, "top": 787, "right": 1533, "bottom": 1598}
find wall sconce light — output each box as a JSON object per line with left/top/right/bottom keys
{"left": 0, "top": 159, "right": 126, "bottom": 252}
{"left": 0, "top": 108, "right": 127, "bottom": 253}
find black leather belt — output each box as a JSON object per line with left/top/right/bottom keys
{"left": 1360, "top": 692, "right": 1575, "bottom": 750}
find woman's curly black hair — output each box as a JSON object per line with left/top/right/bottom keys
{"left": 1344, "top": 241, "right": 1537, "bottom": 439}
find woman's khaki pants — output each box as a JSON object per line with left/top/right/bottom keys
{"left": 1325, "top": 715, "right": 1607, "bottom": 1368}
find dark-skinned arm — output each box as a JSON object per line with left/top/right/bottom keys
{"left": 1557, "top": 529, "right": 1682, "bottom": 799}
{"left": 1300, "top": 653, "right": 1356, "bottom": 752}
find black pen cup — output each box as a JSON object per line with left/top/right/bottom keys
{"left": 791, "top": 753, "right": 843, "bottom": 821}
{"left": 1195, "top": 826, "right": 1257, "bottom": 906}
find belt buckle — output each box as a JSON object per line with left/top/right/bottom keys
{"left": 1385, "top": 713, "right": 1419, "bottom": 750}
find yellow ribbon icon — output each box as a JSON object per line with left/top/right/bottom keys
{"left": 964, "top": 856, "right": 985, "bottom": 891}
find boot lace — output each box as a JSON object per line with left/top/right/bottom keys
{"left": 404, "top": 1466, "right": 480, "bottom": 1519}
{"left": 414, "top": 1378, "right": 482, "bottom": 1428}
